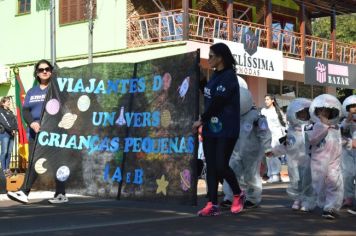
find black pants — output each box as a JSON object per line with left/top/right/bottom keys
{"left": 203, "top": 136, "right": 241, "bottom": 205}
{"left": 21, "top": 137, "right": 65, "bottom": 196}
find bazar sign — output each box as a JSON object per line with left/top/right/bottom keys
{"left": 305, "top": 57, "right": 356, "bottom": 89}
{"left": 214, "top": 38, "right": 283, "bottom": 80}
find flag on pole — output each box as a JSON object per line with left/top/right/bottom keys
{"left": 13, "top": 67, "right": 29, "bottom": 161}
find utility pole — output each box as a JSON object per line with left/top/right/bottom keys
{"left": 50, "top": 0, "right": 56, "bottom": 65}
{"left": 88, "top": 0, "right": 94, "bottom": 64}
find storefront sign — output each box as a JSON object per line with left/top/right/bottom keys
{"left": 305, "top": 57, "right": 356, "bottom": 89}
{"left": 214, "top": 38, "right": 284, "bottom": 80}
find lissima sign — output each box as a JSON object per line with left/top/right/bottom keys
{"left": 305, "top": 57, "right": 356, "bottom": 89}
{"left": 214, "top": 38, "right": 283, "bottom": 80}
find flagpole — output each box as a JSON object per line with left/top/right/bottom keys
{"left": 50, "top": 0, "right": 56, "bottom": 65}
{"left": 88, "top": 0, "right": 94, "bottom": 64}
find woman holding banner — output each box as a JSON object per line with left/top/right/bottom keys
{"left": 7, "top": 59, "right": 68, "bottom": 204}
{"left": 192, "top": 42, "right": 243, "bottom": 216}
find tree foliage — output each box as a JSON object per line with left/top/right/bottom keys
{"left": 312, "top": 14, "right": 356, "bottom": 99}
{"left": 312, "top": 14, "right": 356, "bottom": 44}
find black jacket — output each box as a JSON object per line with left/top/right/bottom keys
{"left": 0, "top": 107, "right": 18, "bottom": 135}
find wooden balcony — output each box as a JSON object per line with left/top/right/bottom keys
{"left": 127, "top": 9, "right": 356, "bottom": 65}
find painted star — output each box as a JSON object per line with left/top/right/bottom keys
{"left": 156, "top": 175, "right": 169, "bottom": 195}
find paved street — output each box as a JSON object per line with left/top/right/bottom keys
{"left": 0, "top": 182, "right": 355, "bottom": 236}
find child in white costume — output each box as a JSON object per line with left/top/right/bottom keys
{"left": 305, "top": 94, "right": 343, "bottom": 219}
{"left": 272, "top": 98, "right": 316, "bottom": 212}
{"left": 340, "top": 95, "right": 356, "bottom": 210}
{"left": 222, "top": 87, "right": 272, "bottom": 208}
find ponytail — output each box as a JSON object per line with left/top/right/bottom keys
{"left": 265, "top": 94, "right": 286, "bottom": 127}
{"left": 274, "top": 106, "right": 286, "bottom": 127}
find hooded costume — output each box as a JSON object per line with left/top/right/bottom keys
{"left": 341, "top": 95, "right": 356, "bottom": 205}
{"left": 305, "top": 94, "right": 343, "bottom": 212}
{"left": 273, "top": 98, "right": 315, "bottom": 210}
{"left": 223, "top": 87, "right": 272, "bottom": 204}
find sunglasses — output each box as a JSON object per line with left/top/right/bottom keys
{"left": 37, "top": 67, "right": 52, "bottom": 73}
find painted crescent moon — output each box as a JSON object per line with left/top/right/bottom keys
{"left": 34, "top": 158, "right": 47, "bottom": 174}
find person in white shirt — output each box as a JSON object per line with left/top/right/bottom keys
{"left": 261, "top": 95, "right": 286, "bottom": 183}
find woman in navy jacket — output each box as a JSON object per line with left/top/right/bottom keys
{"left": 193, "top": 43, "right": 243, "bottom": 216}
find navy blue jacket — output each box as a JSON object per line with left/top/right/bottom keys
{"left": 201, "top": 68, "right": 240, "bottom": 138}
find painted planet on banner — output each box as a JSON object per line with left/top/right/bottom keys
{"left": 34, "top": 158, "right": 47, "bottom": 174}
{"left": 161, "top": 109, "right": 171, "bottom": 128}
{"left": 180, "top": 169, "right": 191, "bottom": 191}
{"left": 58, "top": 113, "right": 78, "bottom": 129}
{"left": 56, "top": 166, "right": 70, "bottom": 182}
{"left": 162, "top": 72, "right": 172, "bottom": 91}
{"left": 77, "top": 95, "right": 91, "bottom": 112}
{"left": 46, "top": 99, "right": 60, "bottom": 115}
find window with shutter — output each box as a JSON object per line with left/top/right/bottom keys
{"left": 59, "top": 0, "right": 96, "bottom": 25}
{"left": 36, "top": 0, "right": 50, "bottom": 11}
{"left": 61, "top": 0, "right": 69, "bottom": 24}
{"left": 17, "top": 0, "right": 31, "bottom": 15}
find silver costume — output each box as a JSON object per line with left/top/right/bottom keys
{"left": 273, "top": 98, "right": 315, "bottom": 210}
{"left": 223, "top": 88, "right": 272, "bottom": 204}
{"left": 341, "top": 95, "right": 356, "bottom": 203}
{"left": 305, "top": 94, "right": 344, "bottom": 211}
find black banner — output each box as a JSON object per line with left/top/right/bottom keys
{"left": 31, "top": 52, "right": 199, "bottom": 204}
{"left": 304, "top": 57, "right": 356, "bottom": 89}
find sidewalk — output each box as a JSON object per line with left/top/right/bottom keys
{"left": 0, "top": 182, "right": 355, "bottom": 236}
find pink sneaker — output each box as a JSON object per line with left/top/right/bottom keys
{"left": 198, "top": 202, "right": 220, "bottom": 216}
{"left": 231, "top": 192, "right": 245, "bottom": 214}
